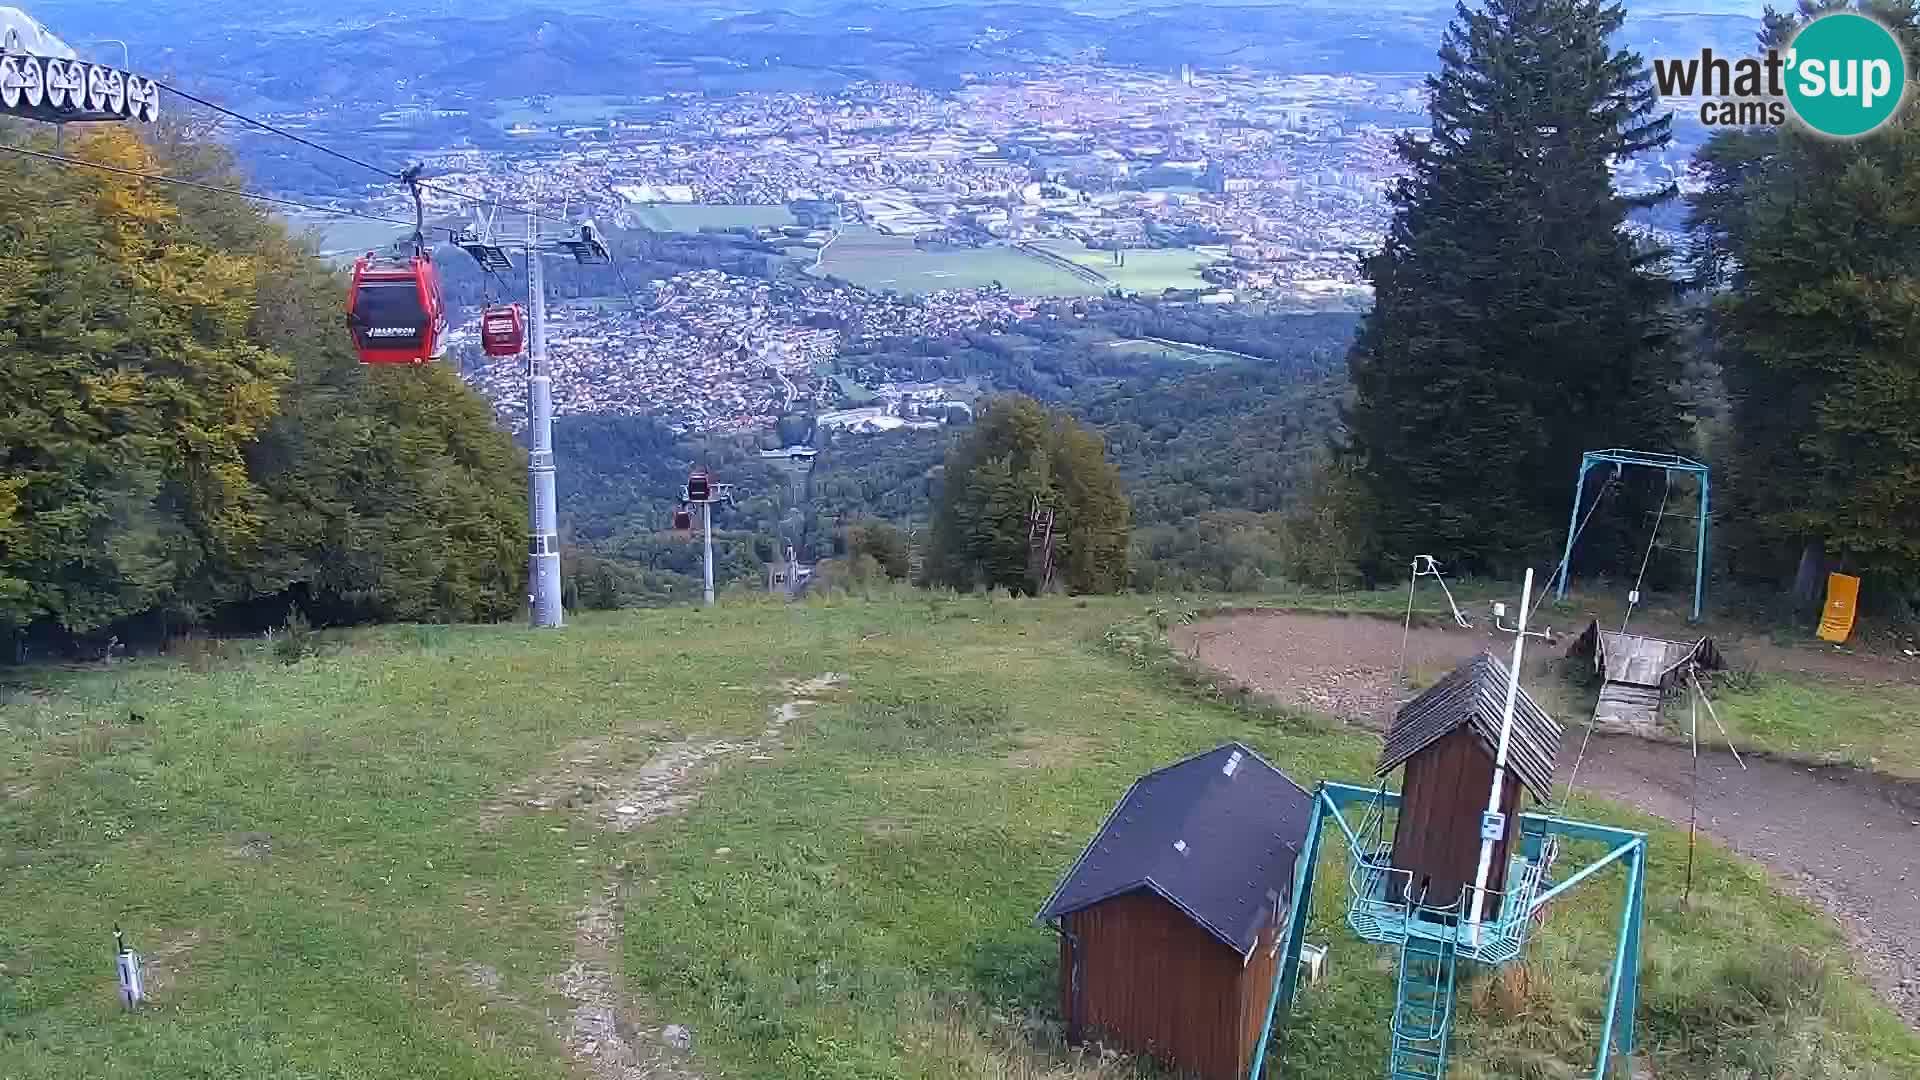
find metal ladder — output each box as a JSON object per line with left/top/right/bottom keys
{"left": 1388, "top": 930, "right": 1458, "bottom": 1079}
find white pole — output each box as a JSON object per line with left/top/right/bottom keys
{"left": 702, "top": 501, "right": 715, "bottom": 608}
{"left": 1468, "top": 566, "right": 1534, "bottom": 933}
{"left": 527, "top": 217, "right": 563, "bottom": 628}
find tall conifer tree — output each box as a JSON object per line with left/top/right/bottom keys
{"left": 1345, "top": 0, "right": 1683, "bottom": 576}
{"left": 1690, "top": 2, "right": 1920, "bottom": 606}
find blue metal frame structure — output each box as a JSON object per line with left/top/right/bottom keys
{"left": 1550, "top": 449, "right": 1710, "bottom": 621}
{"left": 1247, "top": 782, "right": 1647, "bottom": 1080}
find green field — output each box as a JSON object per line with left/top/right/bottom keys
{"left": 631, "top": 204, "right": 798, "bottom": 232}
{"left": 1033, "top": 239, "right": 1228, "bottom": 293}
{"left": 811, "top": 228, "right": 1106, "bottom": 296}
{"left": 1, "top": 592, "right": 1912, "bottom": 1080}
{"left": 496, "top": 95, "right": 636, "bottom": 128}
{"left": 1105, "top": 336, "right": 1248, "bottom": 366}
{"left": 1662, "top": 674, "right": 1920, "bottom": 779}
{"left": 833, "top": 374, "right": 880, "bottom": 403}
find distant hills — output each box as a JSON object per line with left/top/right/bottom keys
{"left": 32, "top": 0, "right": 1761, "bottom": 111}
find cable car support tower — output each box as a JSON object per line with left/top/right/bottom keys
{"left": 458, "top": 212, "right": 611, "bottom": 628}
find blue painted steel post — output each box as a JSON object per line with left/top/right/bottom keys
{"left": 1556, "top": 456, "right": 1592, "bottom": 603}
{"left": 1692, "top": 469, "right": 1709, "bottom": 622}
{"left": 1248, "top": 788, "right": 1330, "bottom": 1080}
{"left": 1621, "top": 842, "right": 1645, "bottom": 1058}
{"left": 1592, "top": 838, "right": 1646, "bottom": 1080}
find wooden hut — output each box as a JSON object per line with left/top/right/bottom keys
{"left": 1377, "top": 653, "right": 1564, "bottom": 915}
{"left": 1567, "top": 620, "right": 1722, "bottom": 732}
{"left": 1036, "top": 743, "right": 1314, "bottom": 1080}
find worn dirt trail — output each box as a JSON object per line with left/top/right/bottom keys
{"left": 1173, "top": 611, "right": 1920, "bottom": 1027}
{"left": 478, "top": 674, "right": 845, "bottom": 1080}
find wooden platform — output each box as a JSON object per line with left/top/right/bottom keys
{"left": 1567, "top": 622, "right": 1721, "bottom": 733}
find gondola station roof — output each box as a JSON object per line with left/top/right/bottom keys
{"left": 1377, "top": 652, "right": 1565, "bottom": 801}
{"left": 1037, "top": 742, "right": 1314, "bottom": 957}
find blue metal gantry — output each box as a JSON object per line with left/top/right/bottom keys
{"left": 1247, "top": 782, "right": 1648, "bottom": 1080}
{"left": 1550, "top": 449, "right": 1711, "bottom": 622}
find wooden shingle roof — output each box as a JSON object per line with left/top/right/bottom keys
{"left": 1377, "top": 652, "right": 1564, "bottom": 801}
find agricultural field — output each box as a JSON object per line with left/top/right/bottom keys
{"left": 494, "top": 95, "right": 639, "bottom": 128}
{"left": 1, "top": 591, "right": 1913, "bottom": 1080}
{"left": 810, "top": 228, "right": 1106, "bottom": 296}
{"left": 1031, "top": 239, "right": 1229, "bottom": 293}
{"left": 1104, "top": 337, "right": 1250, "bottom": 367}
{"left": 833, "top": 374, "right": 880, "bottom": 403}
{"left": 630, "top": 204, "right": 798, "bottom": 233}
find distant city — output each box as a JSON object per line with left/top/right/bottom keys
{"left": 236, "top": 44, "right": 1707, "bottom": 435}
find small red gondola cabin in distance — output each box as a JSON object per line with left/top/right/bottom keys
{"left": 480, "top": 303, "right": 526, "bottom": 357}
{"left": 1037, "top": 743, "right": 1314, "bottom": 1080}
{"left": 346, "top": 250, "right": 449, "bottom": 365}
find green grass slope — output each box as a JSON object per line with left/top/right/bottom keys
{"left": 1, "top": 594, "right": 1912, "bottom": 1079}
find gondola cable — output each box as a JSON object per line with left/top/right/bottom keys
{"left": 0, "top": 141, "right": 424, "bottom": 229}
{"left": 151, "top": 77, "right": 579, "bottom": 229}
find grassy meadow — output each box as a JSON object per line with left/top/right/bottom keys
{"left": 1, "top": 592, "right": 1914, "bottom": 1079}
{"left": 1665, "top": 675, "right": 1920, "bottom": 780}
{"left": 1030, "top": 240, "right": 1228, "bottom": 294}
{"left": 810, "top": 229, "right": 1106, "bottom": 296}
{"left": 633, "top": 204, "right": 799, "bottom": 233}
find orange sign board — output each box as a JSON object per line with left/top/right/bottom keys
{"left": 1816, "top": 573, "right": 1861, "bottom": 644}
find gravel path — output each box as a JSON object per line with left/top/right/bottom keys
{"left": 1173, "top": 610, "right": 1920, "bottom": 1027}
{"left": 1568, "top": 736, "right": 1920, "bottom": 1025}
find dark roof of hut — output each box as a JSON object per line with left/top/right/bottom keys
{"left": 1035, "top": 742, "right": 1314, "bottom": 957}
{"left": 1377, "top": 652, "right": 1564, "bottom": 801}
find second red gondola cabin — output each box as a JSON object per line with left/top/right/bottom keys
{"left": 672, "top": 507, "right": 692, "bottom": 531}
{"left": 480, "top": 303, "right": 526, "bottom": 357}
{"left": 347, "top": 251, "right": 449, "bottom": 365}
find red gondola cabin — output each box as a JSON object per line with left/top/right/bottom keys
{"left": 480, "top": 303, "right": 526, "bottom": 357}
{"left": 672, "top": 507, "right": 692, "bottom": 531}
{"left": 686, "top": 469, "right": 712, "bottom": 503}
{"left": 347, "top": 251, "right": 449, "bottom": 365}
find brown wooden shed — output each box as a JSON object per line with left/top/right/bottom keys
{"left": 1036, "top": 743, "right": 1314, "bottom": 1080}
{"left": 1377, "top": 653, "right": 1564, "bottom": 915}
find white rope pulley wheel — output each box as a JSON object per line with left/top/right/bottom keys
{"left": 20, "top": 54, "right": 45, "bottom": 109}
{"left": 47, "top": 58, "right": 83, "bottom": 112}
{"left": 88, "top": 63, "right": 111, "bottom": 113}
{"left": 104, "top": 68, "right": 126, "bottom": 116}
{"left": 0, "top": 56, "right": 20, "bottom": 110}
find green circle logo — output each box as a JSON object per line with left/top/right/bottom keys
{"left": 1786, "top": 13, "right": 1908, "bottom": 137}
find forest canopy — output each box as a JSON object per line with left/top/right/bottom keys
{"left": 0, "top": 125, "right": 527, "bottom": 654}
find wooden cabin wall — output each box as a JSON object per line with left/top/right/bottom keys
{"left": 1388, "top": 728, "right": 1524, "bottom": 915}
{"left": 1233, "top": 919, "right": 1282, "bottom": 1078}
{"left": 1061, "top": 890, "right": 1273, "bottom": 1080}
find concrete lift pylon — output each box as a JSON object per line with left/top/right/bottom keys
{"left": 1549, "top": 449, "right": 1711, "bottom": 622}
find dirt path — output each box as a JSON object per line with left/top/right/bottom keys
{"left": 1173, "top": 611, "right": 1920, "bottom": 1026}
{"left": 1172, "top": 610, "right": 1499, "bottom": 726}
{"left": 481, "top": 674, "right": 845, "bottom": 1080}
{"left": 1567, "top": 736, "right": 1920, "bottom": 1025}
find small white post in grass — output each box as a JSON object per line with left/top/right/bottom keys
{"left": 113, "top": 926, "right": 144, "bottom": 1009}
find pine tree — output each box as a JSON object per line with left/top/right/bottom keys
{"left": 1344, "top": 0, "right": 1684, "bottom": 577}
{"left": 1690, "top": 2, "right": 1920, "bottom": 605}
